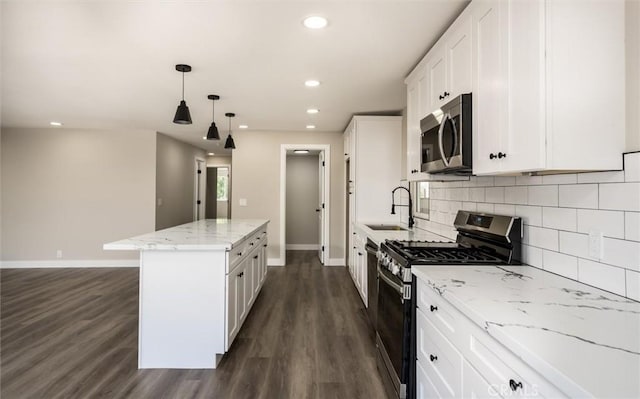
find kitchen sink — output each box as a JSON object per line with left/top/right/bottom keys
{"left": 365, "top": 224, "right": 407, "bottom": 231}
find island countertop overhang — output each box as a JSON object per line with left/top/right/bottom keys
{"left": 103, "top": 219, "right": 269, "bottom": 251}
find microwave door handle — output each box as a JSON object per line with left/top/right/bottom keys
{"left": 449, "top": 117, "right": 459, "bottom": 161}
{"left": 438, "top": 113, "right": 450, "bottom": 167}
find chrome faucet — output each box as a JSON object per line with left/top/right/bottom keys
{"left": 391, "top": 186, "right": 414, "bottom": 228}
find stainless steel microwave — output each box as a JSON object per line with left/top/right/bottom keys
{"left": 420, "top": 93, "right": 472, "bottom": 174}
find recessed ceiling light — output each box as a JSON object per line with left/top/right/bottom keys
{"left": 50, "top": 121, "right": 63, "bottom": 126}
{"left": 303, "top": 16, "right": 328, "bottom": 29}
{"left": 307, "top": 108, "right": 319, "bottom": 114}
{"left": 208, "top": 152, "right": 215, "bottom": 156}
{"left": 294, "top": 150, "right": 310, "bottom": 154}
{"left": 305, "top": 80, "right": 320, "bottom": 87}
{"left": 239, "top": 125, "right": 248, "bottom": 129}
{"left": 202, "top": 136, "right": 207, "bottom": 140}
{"left": 306, "top": 125, "right": 316, "bottom": 129}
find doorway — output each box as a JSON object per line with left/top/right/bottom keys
{"left": 206, "top": 166, "right": 231, "bottom": 219}
{"left": 280, "top": 145, "right": 330, "bottom": 266}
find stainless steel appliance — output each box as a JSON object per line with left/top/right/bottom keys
{"left": 375, "top": 210, "right": 522, "bottom": 399}
{"left": 365, "top": 239, "right": 379, "bottom": 329}
{"left": 420, "top": 93, "right": 472, "bottom": 174}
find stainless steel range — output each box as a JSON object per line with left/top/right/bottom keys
{"left": 375, "top": 210, "right": 522, "bottom": 399}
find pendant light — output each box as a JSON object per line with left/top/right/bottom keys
{"left": 224, "top": 112, "right": 236, "bottom": 149}
{"left": 206, "top": 95, "right": 220, "bottom": 140}
{"left": 173, "top": 64, "right": 192, "bottom": 124}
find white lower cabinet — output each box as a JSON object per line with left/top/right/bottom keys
{"left": 351, "top": 232, "right": 368, "bottom": 306}
{"left": 225, "top": 229, "right": 268, "bottom": 351}
{"left": 415, "top": 278, "right": 566, "bottom": 399}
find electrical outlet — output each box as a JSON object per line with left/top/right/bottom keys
{"left": 588, "top": 231, "right": 603, "bottom": 260}
{"left": 56, "top": 250, "right": 63, "bottom": 259}
{"left": 239, "top": 198, "right": 247, "bottom": 207}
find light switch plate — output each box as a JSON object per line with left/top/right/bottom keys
{"left": 239, "top": 198, "right": 247, "bottom": 206}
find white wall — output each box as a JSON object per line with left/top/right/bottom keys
{"left": 1, "top": 127, "right": 156, "bottom": 263}
{"left": 413, "top": 152, "right": 640, "bottom": 301}
{"left": 626, "top": 0, "right": 640, "bottom": 151}
{"left": 231, "top": 130, "right": 344, "bottom": 264}
{"left": 286, "top": 154, "right": 319, "bottom": 248}
{"left": 155, "top": 133, "right": 206, "bottom": 230}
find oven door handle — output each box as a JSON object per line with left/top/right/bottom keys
{"left": 378, "top": 266, "right": 403, "bottom": 295}
{"left": 365, "top": 243, "right": 378, "bottom": 255}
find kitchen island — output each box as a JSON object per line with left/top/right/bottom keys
{"left": 104, "top": 219, "right": 269, "bottom": 369}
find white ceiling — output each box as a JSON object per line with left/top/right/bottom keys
{"left": 1, "top": 0, "right": 469, "bottom": 154}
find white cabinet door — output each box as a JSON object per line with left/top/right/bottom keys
{"left": 226, "top": 270, "right": 239, "bottom": 348}
{"left": 463, "top": 360, "right": 498, "bottom": 399}
{"left": 406, "top": 76, "right": 422, "bottom": 179}
{"left": 251, "top": 253, "right": 260, "bottom": 299}
{"left": 416, "top": 359, "right": 443, "bottom": 399}
{"left": 237, "top": 260, "right": 247, "bottom": 324}
{"left": 472, "top": 0, "right": 506, "bottom": 175}
{"left": 428, "top": 46, "right": 447, "bottom": 112}
{"left": 446, "top": 17, "right": 472, "bottom": 100}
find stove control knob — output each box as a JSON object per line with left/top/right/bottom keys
{"left": 392, "top": 263, "right": 400, "bottom": 275}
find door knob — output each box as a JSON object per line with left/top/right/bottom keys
{"left": 316, "top": 209, "right": 321, "bottom": 212}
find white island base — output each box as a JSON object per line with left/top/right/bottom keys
{"left": 104, "top": 219, "right": 269, "bottom": 369}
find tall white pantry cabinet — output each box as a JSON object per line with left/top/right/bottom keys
{"left": 405, "top": 0, "right": 626, "bottom": 178}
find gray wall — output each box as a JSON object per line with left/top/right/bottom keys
{"left": 155, "top": 133, "right": 207, "bottom": 230}
{"left": 231, "top": 130, "right": 344, "bottom": 263}
{"left": 286, "top": 155, "right": 319, "bottom": 247}
{"left": 1, "top": 127, "right": 156, "bottom": 261}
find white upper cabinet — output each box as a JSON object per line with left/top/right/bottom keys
{"left": 471, "top": 0, "right": 625, "bottom": 175}
{"left": 406, "top": 0, "right": 626, "bottom": 177}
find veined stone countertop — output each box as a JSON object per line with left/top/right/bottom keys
{"left": 354, "top": 222, "right": 452, "bottom": 245}
{"left": 104, "top": 219, "right": 269, "bottom": 251}
{"left": 413, "top": 265, "right": 640, "bottom": 399}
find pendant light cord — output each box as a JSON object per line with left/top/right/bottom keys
{"left": 182, "top": 72, "right": 185, "bottom": 101}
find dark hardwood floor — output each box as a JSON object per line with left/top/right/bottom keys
{"left": 1, "top": 251, "right": 387, "bottom": 399}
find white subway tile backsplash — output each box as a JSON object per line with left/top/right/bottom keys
{"left": 462, "top": 202, "right": 477, "bottom": 212}
{"left": 524, "top": 226, "right": 559, "bottom": 251}
{"left": 477, "top": 203, "right": 494, "bottom": 213}
{"left": 469, "top": 187, "right": 485, "bottom": 202}
{"left": 494, "top": 204, "right": 516, "bottom": 216}
{"left": 577, "top": 209, "right": 625, "bottom": 239}
{"left": 427, "top": 152, "right": 639, "bottom": 300}
{"left": 516, "top": 175, "right": 543, "bottom": 186}
{"left": 625, "top": 212, "right": 640, "bottom": 242}
{"left": 578, "top": 259, "right": 626, "bottom": 296}
{"left": 528, "top": 185, "right": 559, "bottom": 206}
{"left": 599, "top": 183, "right": 640, "bottom": 211}
{"left": 626, "top": 270, "right": 640, "bottom": 301}
{"left": 515, "top": 205, "right": 543, "bottom": 227}
{"left": 494, "top": 176, "right": 516, "bottom": 186}
{"left": 522, "top": 245, "right": 543, "bottom": 268}
{"left": 542, "top": 174, "right": 577, "bottom": 185}
{"left": 543, "top": 207, "right": 577, "bottom": 231}
{"left": 559, "top": 231, "right": 589, "bottom": 259}
{"left": 624, "top": 152, "right": 640, "bottom": 182}
{"left": 504, "top": 186, "right": 528, "bottom": 205}
{"left": 485, "top": 187, "right": 505, "bottom": 203}
{"left": 602, "top": 238, "right": 640, "bottom": 272}
{"left": 543, "top": 251, "right": 578, "bottom": 280}
{"left": 559, "top": 184, "right": 598, "bottom": 209}
{"left": 577, "top": 170, "right": 625, "bottom": 184}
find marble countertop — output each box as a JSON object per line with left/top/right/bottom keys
{"left": 354, "top": 222, "right": 451, "bottom": 245}
{"left": 413, "top": 265, "right": 640, "bottom": 398}
{"left": 104, "top": 219, "right": 269, "bottom": 251}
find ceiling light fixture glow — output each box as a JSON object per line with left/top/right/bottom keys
{"left": 294, "top": 150, "right": 310, "bottom": 154}
{"left": 306, "top": 125, "right": 316, "bottom": 129}
{"left": 208, "top": 152, "right": 215, "bottom": 156}
{"left": 303, "top": 16, "right": 328, "bottom": 29}
{"left": 305, "top": 80, "right": 320, "bottom": 87}
{"left": 50, "top": 121, "right": 63, "bottom": 126}
{"left": 239, "top": 124, "right": 248, "bottom": 129}
{"left": 307, "top": 108, "right": 319, "bottom": 114}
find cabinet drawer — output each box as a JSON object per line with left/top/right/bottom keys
{"left": 416, "top": 308, "right": 463, "bottom": 398}
{"left": 416, "top": 279, "right": 464, "bottom": 348}
{"left": 465, "top": 327, "right": 566, "bottom": 398}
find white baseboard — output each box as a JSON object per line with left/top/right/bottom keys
{"left": 267, "top": 257, "right": 285, "bottom": 266}
{"left": 325, "top": 258, "right": 345, "bottom": 266}
{"left": 0, "top": 259, "right": 140, "bottom": 268}
{"left": 285, "top": 244, "right": 319, "bottom": 250}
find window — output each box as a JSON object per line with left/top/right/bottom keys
{"left": 217, "top": 168, "right": 229, "bottom": 201}
{"left": 414, "top": 181, "right": 430, "bottom": 219}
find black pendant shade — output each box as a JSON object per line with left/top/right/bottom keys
{"left": 173, "top": 64, "right": 192, "bottom": 125}
{"left": 224, "top": 112, "right": 236, "bottom": 149}
{"left": 206, "top": 95, "right": 220, "bottom": 140}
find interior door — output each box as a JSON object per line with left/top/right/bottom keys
{"left": 318, "top": 151, "right": 325, "bottom": 264}
{"left": 194, "top": 159, "right": 206, "bottom": 220}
